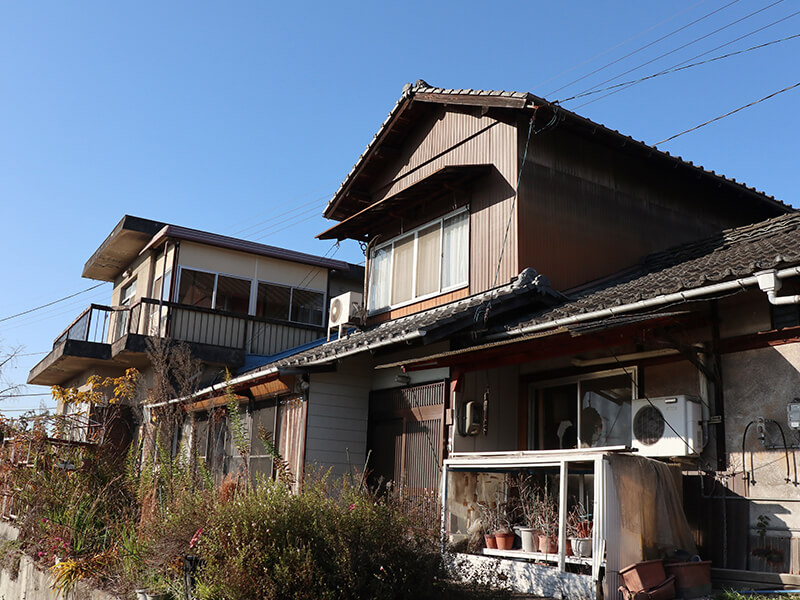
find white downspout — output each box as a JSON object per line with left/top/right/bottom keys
{"left": 755, "top": 270, "right": 800, "bottom": 305}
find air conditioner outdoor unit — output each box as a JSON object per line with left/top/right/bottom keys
{"left": 328, "top": 291, "right": 363, "bottom": 339}
{"left": 631, "top": 395, "right": 703, "bottom": 457}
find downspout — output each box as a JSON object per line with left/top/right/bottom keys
{"left": 168, "top": 240, "right": 180, "bottom": 337}
{"left": 755, "top": 270, "right": 800, "bottom": 305}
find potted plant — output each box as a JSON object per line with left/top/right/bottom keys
{"left": 516, "top": 474, "right": 539, "bottom": 553}
{"left": 493, "top": 505, "right": 515, "bottom": 551}
{"left": 534, "top": 492, "right": 559, "bottom": 554}
{"left": 566, "top": 501, "right": 593, "bottom": 558}
{"left": 476, "top": 500, "right": 499, "bottom": 549}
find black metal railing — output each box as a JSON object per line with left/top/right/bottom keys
{"left": 52, "top": 298, "right": 324, "bottom": 356}
{"left": 53, "top": 304, "right": 114, "bottom": 348}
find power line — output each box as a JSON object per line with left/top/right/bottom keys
{"left": 655, "top": 80, "right": 800, "bottom": 145}
{"left": 536, "top": 0, "right": 708, "bottom": 91}
{"left": 231, "top": 193, "right": 331, "bottom": 237}
{"left": 0, "top": 393, "right": 52, "bottom": 398}
{"left": 570, "top": 0, "right": 787, "bottom": 104}
{"left": 572, "top": 9, "right": 800, "bottom": 109}
{"left": 224, "top": 181, "right": 338, "bottom": 234}
{"left": 250, "top": 211, "right": 323, "bottom": 243}
{"left": 0, "top": 283, "right": 106, "bottom": 324}
{"left": 556, "top": 31, "right": 800, "bottom": 104}
{"left": 546, "top": 0, "right": 744, "bottom": 97}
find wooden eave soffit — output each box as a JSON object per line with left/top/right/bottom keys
{"left": 186, "top": 375, "right": 295, "bottom": 412}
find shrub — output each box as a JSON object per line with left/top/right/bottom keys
{"left": 196, "top": 474, "right": 445, "bottom": 600}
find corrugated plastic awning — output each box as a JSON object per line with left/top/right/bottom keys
{"left": 317, "top": 164, "right": 491, "bottom": 241}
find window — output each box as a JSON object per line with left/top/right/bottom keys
{"left": 178, "top": 269, "right": 214, "bottom": 308}
{"left": 177, "top": 268, "right": 252, "bottom": 315}
{"left": 256, "top": 282, "right": 325, "bottom": 326}
{"left": 368, "top": 209, "right": 469, "bottom": 312}
{"left": 529, "top": 369, "right": 636, "bottom": 450}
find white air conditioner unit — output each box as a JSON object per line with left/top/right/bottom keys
{"left": 631, "top": 395, "right": 703, "bottom": 457}
{"left": 328, "top": 291, "right": 363, "bottom": 339}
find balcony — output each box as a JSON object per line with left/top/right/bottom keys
{"left": 28, "top": 298, "right": 324, "bottom": 386}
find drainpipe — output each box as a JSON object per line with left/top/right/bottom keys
{"left": 755, "top": 270, "right": 800, "bottom": 305}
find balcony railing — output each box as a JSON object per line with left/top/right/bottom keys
{"left": 52, "top": 298, "right": 324, "bottom": 356}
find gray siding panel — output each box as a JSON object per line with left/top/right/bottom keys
{"left": 304, "top": 356, "right": 372, "bottom": 475}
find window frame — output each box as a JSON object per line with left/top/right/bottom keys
{"left": 368, "top": 207, "right": 470, "bottom": 314}
{"left": 256, "top": 279, "right": 326, "bottom": 327}
{"left": 527, "top": 367, "right": 639, "bottom": 451}
{"left": 174, "top": 266, "right": 327, "bottom": 326}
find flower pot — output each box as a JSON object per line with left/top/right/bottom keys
{"left": 484, "top": 534, "right": 497, "bottom": 549}
{"left": 571, "top": 537, "right": 592, "bottom": 558}
{"left": 145, "top": 593, "right": 170, "bottom": 600}
{"left": 494, "top": 530, "right": 515, "bottom": 550}
{"left": 619, "top": 558, "right": 666, "bottom": 593}
{"left": 537, "top": 533, "right": 558, "bottom": 554}
{"left": 519, "top": 527, "right": 537, "bottom": 553}
{"left": 664, "top": 560, "right": 711, "bottom": 599}
{"left": 135, "top": 591, "right": 148, "bottom": 600}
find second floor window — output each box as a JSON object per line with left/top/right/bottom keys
{"left": 256, "top": 282, "right": 324, "bottom": 326}
{"left": 177, "top": 268, "right": 252, "bottom": 315}
{"left": 369, "top": 210, "right": 469, "bottom": 312}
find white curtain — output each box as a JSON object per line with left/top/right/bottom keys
{"left": 441, "top": 212, "right": 469, "bottom": 289}
{"left": 369, "top": 245, "right": 391, "bottom": 311}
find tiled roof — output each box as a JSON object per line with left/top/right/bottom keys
{"left": 324, "top": 80, "right": 788, "bottom": 219}
{"left": 238, "top": 268, "right": 557, "bottom": 375}
{"left": 505, "top": 212, "right": 800, "bottom": 333}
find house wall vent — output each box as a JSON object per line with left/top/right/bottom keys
{"left": 328, "top": 291, "right": 363, "bottom": 339}
{"left": 631, "top": 395, "right": 703, "bottom": 457}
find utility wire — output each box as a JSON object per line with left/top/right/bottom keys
{"left": 224, "top": 181, "right": 338, "bottom": 234}
{"left": 536, "top": 0, "right": 707, "bottom": 91}
{"left": 556, "top": 31, "right": 800, "bottom": 103}
{"left": 655, "top": 80, "right": 800, "bottom": 145}
{"left": 251, "top": 211, "right": 323, "bottom": 243}
{"left": 231, "top": 193, "right": 331, "bottom": 237}
{"left": 568, "top": 0, "right": 786, "bottom": 102}
{"left": 546, "top": 0, "right": 743, "bottom": 97}
{"left": 0, "top": 283, "right": 105, "bottom": 324}
{"left": 572, "top": 9, "right": 800, "bottom": 109}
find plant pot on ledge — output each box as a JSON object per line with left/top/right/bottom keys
{"left": 484, "top": 534, "right": 497, "bottom": 549}
{"left": 494, "top": 530, "right": 515, "bottom": 550}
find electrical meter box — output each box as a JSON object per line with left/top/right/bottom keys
{"left": 788, "top": 402, "right": 800, "bottom": 430}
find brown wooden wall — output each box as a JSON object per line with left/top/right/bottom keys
{"left": 368, "top": 104, "right": 519, "bottom": 299}
{"left": 516, "top": 118, "right": 787, "bottom": 293}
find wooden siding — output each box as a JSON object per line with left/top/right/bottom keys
{"left": 517, "top": 122, "right": 787, "bottom": 292}
{"left": 368, "top": 286, "right": 469, "bottom": 325}
{"left": 304, "top": 356, "right": 372, "bottom": 475}
{"left": 367, "top": 105, "right": 519, "bottom": 306}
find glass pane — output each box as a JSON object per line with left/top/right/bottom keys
{"left": 415, "top": 224, "right": 441, "bottom": 297}
{"left": 442, "top": 212, "right": 469, "bottom": 289}
{"left": 216, "top": 275, "right": 252, "bottom": 315}
{"left": 530, "top": 383, "right": 578, "bottom": 450}
{"left": 291, "top": 289, "right": 324, "bottom": 325}
{"left": 151, "top": 276, "right": 162, "bottom": 301}
{"left": 368, "top": 245, "right": 391, "bottom": 311}
{"left": 162, "top": 269, "right": 172, "bottom": 301}
{"left": 391, "top": 234, "right": 414, "bottom": 305}
{"left": 178, "top": 269, "right": 214, "bottom": 308}
{"left": 250, "top": 403, "right": 277, "bottom": 457}
{"left": 256, "top": 282, "right": 290, "bottom": 320}
{"left": 120, "top": 279, "right": 137, "bottom": 305}
{"left": 580, "top": 374, "right": 632, "bottom": 447}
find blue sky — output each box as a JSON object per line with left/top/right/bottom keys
{"left": 2, "top": 0, "right": 799, "bottom": 414}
